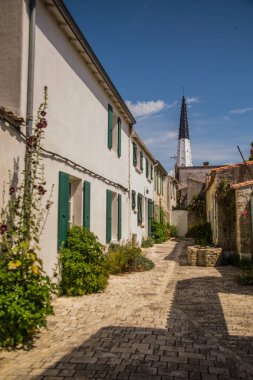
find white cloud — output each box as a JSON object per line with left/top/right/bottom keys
{"left": 125, "top": 99, "right": 177, "bottom": 118}
{"left": 166, "top": 130, "right": 178, "bottom": 139}
{"left": 223, "top": 115, "right": 230, "bottom": 120}
{"left": 229, "top": 106, "right": 253, "bottom": 114}
{"left": 186, "top": 96, "right": 200, "bottom": 105}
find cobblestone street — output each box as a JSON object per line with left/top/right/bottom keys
{"left": 0, "top": 239, "right": 253, "bottom": 380}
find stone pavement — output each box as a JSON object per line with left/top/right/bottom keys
{"left": 0, "top": 239, "right": 253, "bottom": 380}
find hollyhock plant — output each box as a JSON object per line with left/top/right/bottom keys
{"left": 0, "top": 87, "right": 56, "bottom": 348}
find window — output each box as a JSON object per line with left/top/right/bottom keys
{"left": 137, "top": 193, "right": 143, "bottom": 226}
{"left": 133, "top": 142, "right": 137, "bottom": 167}
{"left": 146, "top": 158, "right": 149, "bottom": 179}
{"left": 108, "top": 104, "right": 121, "bottom": 157}
{"left": 132, "top": 190, "right": 136, "bottom": 210}
{"left": 140, "top": 151, "right": 143, "bottom": 171}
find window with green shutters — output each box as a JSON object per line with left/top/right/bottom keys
{"left": 83, "top": 181, "right": 90, "bottom": 230}
{"left": 146, "top": 158, "right": 149, "bottom": 178}
{"left": 117, "top": 117, "right": 121, "bottom": 158}
{"left": 132, "top": 190, "right": 136, "bottom": 210}
{"left": 106, "top": 189, "right": 112, "bottom": 243}
{"left": 118, "top": 194, "right": 122, "bottom": 241}
{"left": 108, "top": 104, "right": 113, "bottom": 149}
{"left": 58, "top": 171, "right": 70, "bottom": 248}
{"left": 140, "top": 151, "right": 143, "bottom": 171}
{"left": 137, "top": 193, "right": 143, "bottom": 226}
{"left": 133, "top": 142, "right": 137, "bottom": 167}
{"left": 148, "top": 198, "right": 153, "bottom": 236}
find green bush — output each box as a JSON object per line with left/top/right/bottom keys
{"left": 107, "top": 243, "right": 155, "bottom": 274}
{"left": 186, "top": 222, "right": 212, "bottom": 246}
{"left": 59, "top": 226, "right": 109, "bottom": 296}
{"left": 167, "top": 224, "right": 177, "bottom": 238}
{"left": 240, "top": 257, "right": 252, "bottom": 270}
{"left": 141, "top": 237, "right": 154, "bottom": 248}
{"left": 0, "top": 257, "right": 54, "bottom": 347}
{"left": 151, "top": 220, "right": 169, "bottom": 243}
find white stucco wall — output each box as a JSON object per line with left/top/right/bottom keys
{"left": 0, "top": 1, "right": 132, "bottom": 276}
{"left": 130, "top": 138, "right": 155, "bottom": 245}
{"left": 171, "top": 210, "right": 188, "bottom": 236}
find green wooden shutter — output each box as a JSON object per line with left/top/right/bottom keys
{"left": 133, "top": 142, "right": 137, "bottom": 166}
{"left": 108, "top": 104, "right": 113, "bottom": 149}
{"left": 132, "top": 190, "right": 136, "bottom": 209}
{"left": 146, "top": 158, "right": 149, "bottom": 178}
{"left": 117, "top": 117, "right": 121, "bottom": 158}
{"left": 140, "top": 152, "right": 143, "bottom": 171}
{"left": 137, "top": 193, "right": 143, "bottom": 225}
{"left": 118, "top": 194, "right": 122, "bottom": 241}
{"left": 151, "top": 165, "right": 153, "bottom": 180}
{"left": 83, "top": 181, "right": 90, "bottom": 230}
{"left": 58, "top": 171, "right": 69, "bottom": 248}
{"left": 106, "top": 189, "right": 112, "bottom": 243}
{"left": 148, "top": 198, "right": 153, "bottom": 236}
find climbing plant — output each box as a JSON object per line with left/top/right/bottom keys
{"left": 0, "top": 87, "right": 56, "bottom": 347}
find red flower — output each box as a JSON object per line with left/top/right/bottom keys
{"left": 40, "top": 111, "right": 46, "bottom": 117}
{"left": 242, "top": 210, "right": 248, "bottom": 217}
{"left": 0, "top": 224, "right": 7, "bottom": 234}
{"left": 26, "top": 136, "right": 37, "bottom": 148}
{"left": 38, "top": 185, "right": 47, "bottom": 195}
{"left": 9, "top": 187, "right": 15, "bottom": 195}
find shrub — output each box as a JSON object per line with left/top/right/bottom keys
{"left": 0, "top": 259, "right": 54, "bottom": 347}
{"left": 141, "top": 237, "right": 154, "bottom": 248}
{"left": 186, "top": 222, "right": 212, "bottom": 245}
{"left": 240, "top": 257, "right": 252, "bottom": 270}
{"left": 167, "top": 224, "right": 177, "bottom": 238}
{"left": 151, "top": 220, "right": 169, "bottom": 243}
{"left": 59, "top": 226, "right": 109, "bottom": 296}
{"left": 107, "top": 243, "right": 155, "bottom": 274}
{"left": 0, "top": 88, "right": 55, "bottom": 347}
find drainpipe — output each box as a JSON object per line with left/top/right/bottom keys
{"left": 128, "top": 128, "right": 134, "bottom": 241}
{"left": 26, "top": 0, "right": 36, "bottom": 136}
{"left": 24, "top": 0, "right": 36, "bottom": 236}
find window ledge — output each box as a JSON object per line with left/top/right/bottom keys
{"left": 135, "top": 167, "right": 143, "bottom": 174}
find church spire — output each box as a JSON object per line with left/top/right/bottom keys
{"left": 179, "top": 96, "right": 190, "bottom": 139}
{"left": 176, "top": 96, "right": 193, "bottom": 167}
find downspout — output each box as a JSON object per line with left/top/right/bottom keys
{"left": 26, "top": 0, "right": 36, "bottom": 136}
{"left": 24, "top": 0, "right": 36, "bottom": 235}
{"left": 128, "top": 127, "right": 134, "bottom": 242}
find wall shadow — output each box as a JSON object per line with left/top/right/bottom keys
{"left": 36, "top": 252, "right": 253, "bottom": 379}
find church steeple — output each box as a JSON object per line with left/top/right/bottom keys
{"left": 179, "top": 96, "right": 190, "bottom": 139}
{"left": 176, "top": 96, "right": 193, "bottom": 167}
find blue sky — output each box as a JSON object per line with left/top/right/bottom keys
{"left": 64, "top": 0, "right": 253, "bottom": 172}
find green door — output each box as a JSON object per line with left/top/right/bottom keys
{"left": 83, "top": 181, "right": 91, "bottom": 230}
{"left": 58, "top": 171, "right": 69, "bottom": 248}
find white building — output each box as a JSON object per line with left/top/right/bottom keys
{"left": 0, "top": 0, "right": 174, "bottom": 276}
{"left": 130, "top": 131, "right": 155, "bottom": 245}
{"left": 0, "top": 0, "right": 135, "bottom": 275}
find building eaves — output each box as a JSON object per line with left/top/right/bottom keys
{"left": 156, "top": 160, "right": 167, "bottom": 175}
{"left": 132, "top": 129, "right": 156, "bottom": 163}
{"left": 45, "top": 0, "right": 136, "bottom": 126}
{"left": 231, "top": 180, "right": 253, "bottom": 189}
{"left": 210, "top": 160, "right": 253, "bottom": 174}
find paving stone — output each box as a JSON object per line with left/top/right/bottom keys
{"left": 0, "top": 240, "right": 252, "bottom": 380}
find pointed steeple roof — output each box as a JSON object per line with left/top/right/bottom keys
{"left": 179, "top": 96, "right": 190, "bottom": 140}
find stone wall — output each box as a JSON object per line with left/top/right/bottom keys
{"left": 235, "top": 187, "right": 253, "bottom": 257}
{"left": 177, "top": 166, "right": 221, "bottom": 186}
{"left": 187, "top": 246, "right": 223, "bottom": 267}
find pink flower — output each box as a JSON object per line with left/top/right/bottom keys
{"left": 242, "top": 210, "right": 248, "bottom": 217}
{"left": 40, "top": 111, "right": 46, "bottom": 117}
{"left": 0, "top": 224, "right": 7, "bottom": 234}
{"left": 9, "top": 187, "right": 15, "bottom": 195}
{"left": 38, "top": 185, "right": 47, "bottom": 195}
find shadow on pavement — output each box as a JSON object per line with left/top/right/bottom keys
{"left": 36, "top": 242, "right": 253, "bottom": 379}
